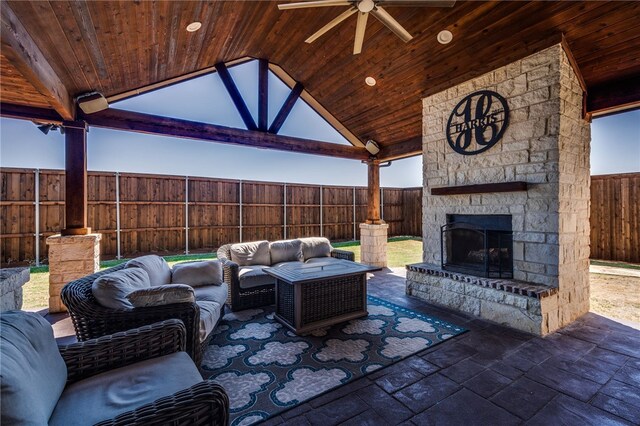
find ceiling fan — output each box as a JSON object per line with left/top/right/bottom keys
{"left": 278, "top": 0, "right": 456, "bottom": 55}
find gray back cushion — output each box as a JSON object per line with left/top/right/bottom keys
{"left": 230, "top": 240, "right": 271, "bottom": 266}
{"left": 299, "top": 237, "right": 332, "bottom": 260}
{"left": 171, "top": 260, "right": 223, "bottom": 287}
{"left": 1, "top": 311, "right": 68, "bottom": 425}
{"left": 92, "top": 268, "right": 151, "bottom": 309}
{"left": 270, "top": 239, "right": 303, "bottom": 264}
{"left": 126, "top": 254, "right": 172, "bottom": 286}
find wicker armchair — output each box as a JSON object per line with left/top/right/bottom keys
{"left": 217, "top": 241, "right": 355, "bottom": 311}
{"left": 1, "top": 314, "right": 228, "bottom": 426}
{"left": 61, "top": 263, "right": 215, "bottom": 366}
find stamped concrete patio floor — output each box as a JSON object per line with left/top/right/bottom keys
{"left": 48, "top": 268, "right": 640, "bottom": 425}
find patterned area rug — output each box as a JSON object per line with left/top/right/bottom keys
{"left": 202, "top": 296, "right": 466, "bottom": 426}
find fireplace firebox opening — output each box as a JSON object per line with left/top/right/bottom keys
{"left": 441, "top": 214, "right": 513, "bottom": 278}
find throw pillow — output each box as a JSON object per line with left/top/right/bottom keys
{"left": 127, "top": 284, "right": 195, "bottom": 307}
{"left": 299, "top": 237, "right": 332, "bottom": 260}
{"left": 270, "top": 239, "right": 303, "bottom": 264}
{"left": 125, "top": 254, "right": 172, "bottom": 286}
{"left": 230, "top": 240, "right": 271, "bottom": 266}
{"left": 171, "top": 260, "right": 223, "bottom": 287}
{"left": 92, "top": 268, "right": 151, "bottom": 309}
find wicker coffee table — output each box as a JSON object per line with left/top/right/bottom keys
{"left": 264, "top": 259, "right": 381, "bottom": 335}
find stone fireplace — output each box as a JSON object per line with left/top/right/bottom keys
{"left": 406, "top": 44, "right": 591, "bottom": 336}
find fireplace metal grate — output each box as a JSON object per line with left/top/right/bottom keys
{"left": 441, "top": 214, "right": 513, "bottom": 279}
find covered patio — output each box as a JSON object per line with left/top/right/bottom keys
{"left": 1, "top": 1, "right": 640, "bottom": 425}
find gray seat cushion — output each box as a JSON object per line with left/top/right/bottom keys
{"left": 197, "top": 301, "right": 223, "bottom": 342}
{"left": 193, "top": 283, "right": 228, "bottom": 305}
{"left": 270, "top": 239, "right": 303, "bottom": 264}
{"left": 127, "top": 284, "right": 195, "bottom": 307}
{"left": 172, "top": 260, "right": 223, "bottom": 287}
{"left": 299, "top": 237, "right": 332, "bottom": 260}
{"left": 304, "top": 256, "right": 344, "bottom": 265}
{"left": 230, "top": 240, "right": 271, "bottom": 266}
{"left": 126, "top": 254, "right": 172, "bottom": 286}
{"left": 92, "top": 268, "right": 151, "bottom": 309}
{"left": 0, "top": 311, "right": 68, "bottom": 426}
{"left": 238, "top": 265, "right": 276, "bottom": 289}
{"left": 49, "top": 352, "right": 201, "bottom": 426}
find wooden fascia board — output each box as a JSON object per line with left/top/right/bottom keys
{"left": 81, "top": 108, "right": 370, "bottom": 160}
{"left": 106, "top": 57, "right": 254, "bottom": 104}
{"left": 268, "top": 63, "right": 364, "bottom": 147}
{"left": 0, "top": 3, "right": 74, "bottom": 120}
{"left": 587, "top": 74, "right": 640, "bottom": 117}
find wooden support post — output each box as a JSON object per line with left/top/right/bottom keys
{"left": 366, "top": 159, "right": 383, "bottom": 224}
{"left": 62, "top": 121, "right": 91, "bottom": 236}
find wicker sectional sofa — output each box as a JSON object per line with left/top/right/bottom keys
{"left": 217, "top": 237, "right": 354, "bottom": 311}
{"left": 61, "top": 255, "right": 227, "bottom": 367}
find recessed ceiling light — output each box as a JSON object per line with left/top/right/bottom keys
{"left": 186, "top": 22, "right": 202, "bottom": 32}
{"left": 365, "top": 76, "right": 377, "bottom": 87}
{"left": 437, "top": 30, "right": 453, "bottom": 45}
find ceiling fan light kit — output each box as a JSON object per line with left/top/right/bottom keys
{"left": 279, "top": 0, "right": 456, "bottom": 55}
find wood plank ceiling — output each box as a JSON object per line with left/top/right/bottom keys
{"left": 1, "top": 1, "right": 639, "bottom": 160}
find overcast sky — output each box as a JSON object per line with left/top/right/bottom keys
{"left": 0, "top": 60, "right": 638, "bottom": 186}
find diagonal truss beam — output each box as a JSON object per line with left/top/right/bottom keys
{"left": 215, "top": 62, "right": 257, "bottom": 131}
{"left": 269, "top": 82, "right": 304, "bottom": 134}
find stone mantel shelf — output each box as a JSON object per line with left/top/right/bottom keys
{"left": 430, "top": 181, "right": 528, "bottom": 196}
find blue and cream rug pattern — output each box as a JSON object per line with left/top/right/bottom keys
{"left": 203, "top": 296, "right": 466, "bottom": 426}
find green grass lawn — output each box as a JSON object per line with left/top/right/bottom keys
{"left": 22, "top": 238, "right": 423, "bottom": 310}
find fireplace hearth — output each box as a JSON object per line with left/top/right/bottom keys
{"left": 441, "top": 214, "right": 513, "bottom": 278}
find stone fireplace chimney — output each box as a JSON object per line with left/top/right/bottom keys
{"left": 406, "top": 44, "right": 591, "bottom": 336}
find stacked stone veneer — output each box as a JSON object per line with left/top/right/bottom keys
{"left": 47, "top": 234, "right": 101, "bottom": 313}
{"left": 360, "top": 223, "right": 389, "bottom": 268}
{"left": 0, "top": 268, "right": 29, "bottom": 312}
{"left": 407, "top": 44, "right": 591, "bottom": 335}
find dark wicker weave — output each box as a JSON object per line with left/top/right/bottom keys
{"left": 58, "top": 320, "right": 229, "bottom": 426}
{"left": 217, "top": 243, "right": 355, "bottom": 311}
{"left": 60, "top": 263, "right": 217, "bottom": 367}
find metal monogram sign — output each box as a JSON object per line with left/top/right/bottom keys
{"left": 446, "top": 90, "right": 509, "bottom": 155}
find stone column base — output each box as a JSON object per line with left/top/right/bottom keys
{"left": 360, "top": 223, "right": 389, "bottom": 268}
{"left": 47, "top": 233, "right": 101, "bottom": 313}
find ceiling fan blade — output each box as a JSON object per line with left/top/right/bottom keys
{"left": 278, "top": 0, "right": 351, "bottom": 10}
{"left": 370, "top": 6, "right": 412, "bottom": 42}
{"left": 306, "top": 8, "right": 357, "bottom": 43}
{"left": 353, "top": 11, "right": 369, "bottom": 55}
{"left": 377, "top": 0, "right": 456, "bottom": 6}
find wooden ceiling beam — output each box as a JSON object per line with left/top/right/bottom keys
{"left": 0, "top": 3, "right": 74, "bottom": 120}
{"left": 258, "top": 58, "right": 269, "bottom": 131}
{"left": 378, "top": 137, "right": 422, "bottom": 161}
{"left": 269, "top": 82, "right": 303, "bottom": 134}
{"left": 215, "top": 62, "right": 258, "bottom": 131}
{"left": 587, "top": 74, "right": 640, "bottom": 117}
{"left": 0, "top": 102, "right": 64, "bottom": 124}
{"left": 82, "top": 108, "right": 370, "bottom": 160}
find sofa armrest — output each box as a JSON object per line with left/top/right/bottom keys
{"left": 217, "top": 244, "right": 240, "bottom": 307}
{"left": 331, "top": 248, "right": 355, "bottom": 261}
{"left": 60, "top": 319, "right": 186, "bottom": 384}
{"left": 95, "top": 381, "right": 229, "bottom": 426}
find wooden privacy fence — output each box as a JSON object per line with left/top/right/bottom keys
{"left": 591, "top": 173, "right": 640, "bottom": 263}
{"left": 0, "top": 168, "right": 422, "bottom": 266}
